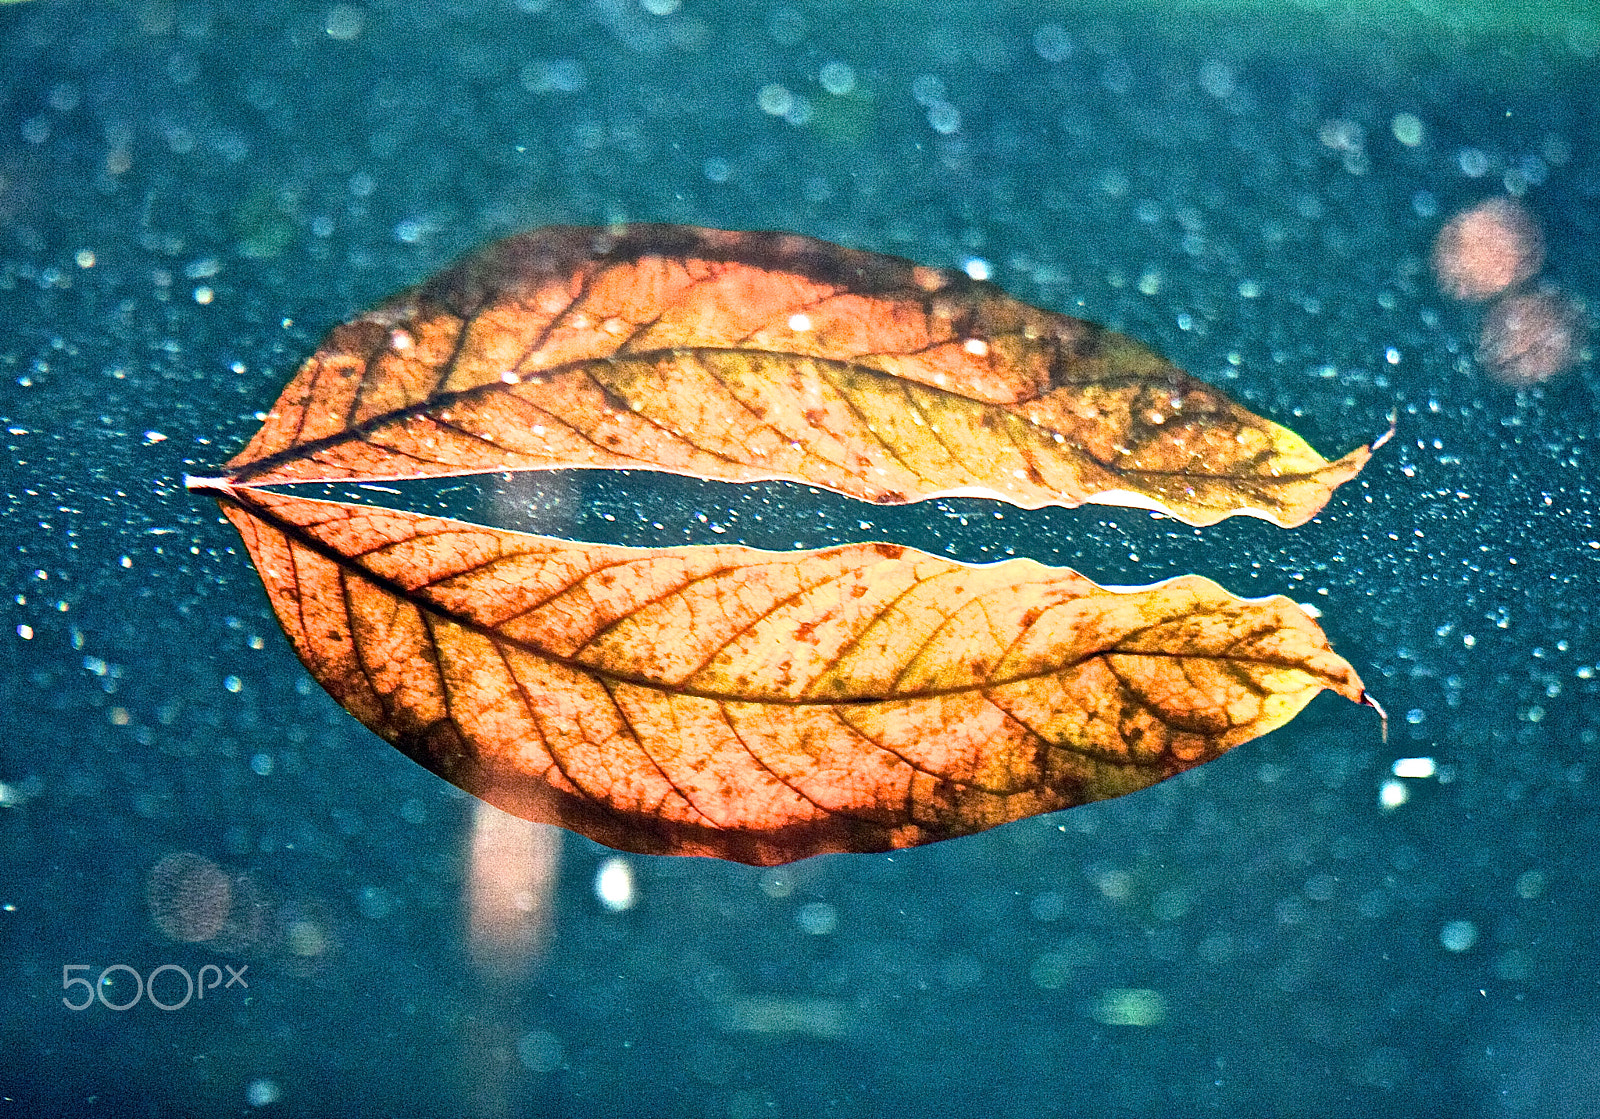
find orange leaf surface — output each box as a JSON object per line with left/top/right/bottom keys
{"left": 226, "top": 224, "right": 1373, "bottom": 527}
{"left": 194, "top": 483, "right": 1375, "bottom": 864}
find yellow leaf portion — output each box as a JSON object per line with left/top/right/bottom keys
{"left": 211, "top": 485, "right": 1374, "bottom": 864}
{"left": 226, "top": 225, "right": 1374, "bottom": 527}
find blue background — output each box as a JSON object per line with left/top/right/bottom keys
{"left": 2, "top": 2, "right": 1598, "bottom": 1115}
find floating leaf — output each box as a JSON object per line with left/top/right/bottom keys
{"left": 190, "top": 483, "right": 1376, "bottom": 864}
{"left": 225, "top": 224, "right": 1374, "bottom": 527}
{"left": 193, "top": 225, "right": 1385, "bottom": 861}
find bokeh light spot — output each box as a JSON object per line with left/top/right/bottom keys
{"left": 1431, "top": 198, "right": 1544, "bottom": 302}
{"left": 147, "top": 852, "right": 232, "bottom": 942}
{"left": 1477, "top": 289, "right": 1587, "bottom": 386}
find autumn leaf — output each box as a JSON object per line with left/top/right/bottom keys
{"left": 190, "top": 483, "right": 1376, "bottom": 865}
{"left": 192, "top": 225, "right": 1385, "bottom": 862}
{"left": 225, "top": 224, "right": 1374, "bottom": 528}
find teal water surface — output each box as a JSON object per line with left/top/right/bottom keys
{"left": 2, "top": 2, "right": 1597, "bottom": 1116}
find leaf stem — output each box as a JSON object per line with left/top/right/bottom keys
{"left": 183, "top": 475, "right": 239, "bottom": 498}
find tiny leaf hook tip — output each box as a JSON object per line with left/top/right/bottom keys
{"left": 1361, "top": 690, "right": 1389, "bottom": 743}
{"left": 1370, "top": 412, "right": 1398, "bottom": 453}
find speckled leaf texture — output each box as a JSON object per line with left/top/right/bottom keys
{"left": 199, "top": 487, "right": 1373, "bottom": 865}
{"left": 225, "top": 224, "right": 1375, "bottom": 528}
{"left": 194, "top": 224, "right": 1382, "bottom": 863}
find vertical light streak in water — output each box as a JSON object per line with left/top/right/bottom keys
{"left": 460, "top": 804, "right": 566, "bottom": 1118}
{"left": 465, "top": 801, "right": 563, "bottom": 976}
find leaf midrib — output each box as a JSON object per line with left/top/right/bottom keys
{"left": 225, "top": 345, "right": 1237, "bottom": 485}
{"left": 218, "top": 486, "right": 1325, "bottom": 711}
